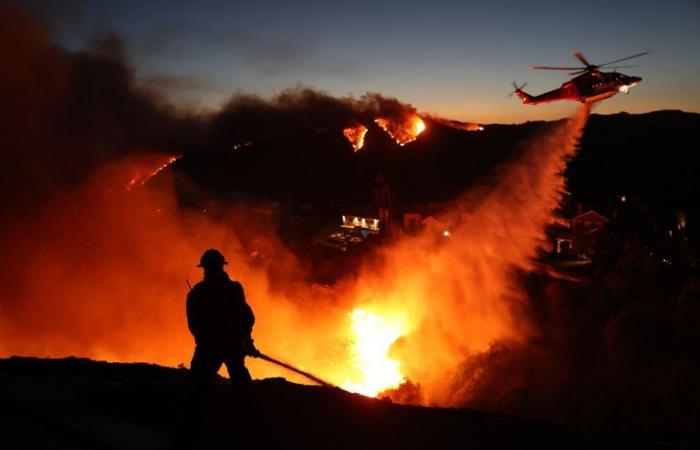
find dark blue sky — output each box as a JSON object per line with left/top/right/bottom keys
{"left": 27, "top": 0, "right": 700, "bottom": 123}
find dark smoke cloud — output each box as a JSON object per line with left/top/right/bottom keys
{"left": 0, "top": 1, "right": 420, "bottom": 214}
{"left": 208, "top": 88, "right": 420, "bottom": 147}
{"left": 0, "top": 2, "right": 202, "bottom": 215}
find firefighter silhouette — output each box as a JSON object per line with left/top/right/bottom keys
{"left": 186, "top": 249, "right": 259, "bottom": 387}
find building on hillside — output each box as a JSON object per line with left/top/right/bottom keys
{"left": 341, "top": 215, "right": 380, "bottom": 233}
{"left": 551, "top": 210, "right": 612, "bottom": 257}
{"left": 318, "top": 212, "right": 380, "bottom": 252}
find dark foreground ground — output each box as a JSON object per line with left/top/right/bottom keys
{"left": 0, "top": 357, "right": 656, "bottom": 450}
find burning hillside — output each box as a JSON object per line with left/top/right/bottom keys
{"left": 126, "top": 154, "right": 181, "bottom": 190}
{"left": 343, "top": 113, "right": 429, "bottom": 150}
{"left": 0, "top": 0, "right": 586, "bottom": 403}
{"left": 374, "top": 115, "right": 426, "bottom": 146}
{"left": 343, "top": 124, "right": 368, "bottom": 151}
{"left": 0, "top": 0, "right": 584, "bottom": 401}
{"left": 208, "top": 88, "right": 431, "bottom": 152}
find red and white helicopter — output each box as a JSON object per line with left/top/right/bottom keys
{"left": 513, "top": 50, "right": 652, "bottom": 105}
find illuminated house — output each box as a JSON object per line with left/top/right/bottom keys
{"left": 552, "top": 210, "right": 610, "bottom": 256}
{"left": 341, "top": 215, "right": 380, "bottom": 233}
{"left": 319, "top": 214, "right": 380, "bottom": 252}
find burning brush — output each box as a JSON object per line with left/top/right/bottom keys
{"left": 374, "top": 115, "right": 426, "bottom": 146}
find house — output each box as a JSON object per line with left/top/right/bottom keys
{"left": 341, "top": 215, "right": 380, "bottom": 233}
{"left": 403, "top": 212, "right": 422, "bottom": 233}
{"left": 572, "top": 210, "right": 608, "bottom": 234}
{"left": 551, "top": 210, "right": 611, "bottom": 257}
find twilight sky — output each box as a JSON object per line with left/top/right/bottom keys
{"left": 24, "top": 0, "right": 700, "bottom": 123}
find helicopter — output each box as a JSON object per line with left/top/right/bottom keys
{"left": 513, "top": 50, "right": 652, "bottom": 105}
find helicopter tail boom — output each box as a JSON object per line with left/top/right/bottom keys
{"left": 513, "top": 88, "right": 533, "bottom": 104}
{"left": 511, "top": 82, "right": 533, "bottom": 104}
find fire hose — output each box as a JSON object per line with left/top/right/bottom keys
{"left": 253, "top": 352, "right": 336, "bottom": 389}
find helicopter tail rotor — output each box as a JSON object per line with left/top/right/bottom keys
{"left": 508, "top": 81, "right": 528, "bottom": 97}
{"left": 509, "top": 82, "right": 532, "bottom": 104}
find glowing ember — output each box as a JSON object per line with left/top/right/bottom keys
{"left": 233, "top": 141, "right": 253, "bottom": 150}
{"left": 375, "top": 115, "right": 426, "bottom": 146}
{"left": 343, "top": 124, "right": 368, "bottom": 151}
{"left": 343, "top": 309, "right": 407, "bottom": 397}
{"left": 126, "top": 155, "right": 181, "bottom": 190}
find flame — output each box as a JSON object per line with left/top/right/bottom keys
{"left": 343, "top": 125, "right": 368, "bottom": 151}
{"left": 375, "top": 115, "right": 425, "bottom": 146}
{"left": 126, "top": 154, "right": 180, "bottom": 190}
{"left": 343, "top": 309, "right": 407, "bottom": 396}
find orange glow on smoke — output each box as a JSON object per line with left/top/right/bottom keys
{"left": 343, "top": 124, "right": 368, "bottom": 151}
{"left": 375, "top": 115, "right": 426, "bottom": 146}
{"left": 0, "top": 106, "right": 590, "bottom": 407}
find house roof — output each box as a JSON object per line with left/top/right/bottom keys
{"left": 573, "top": 210, "right": 609, "bottom": 223}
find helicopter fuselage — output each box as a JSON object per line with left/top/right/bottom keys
{"left": 515, "top": 70, "right": 642, "bottom": 105}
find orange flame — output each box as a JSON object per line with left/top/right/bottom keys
{"left": 126, "top": 154, "right": 180, "bottom": 190}
{"left": 343, "top": 125, "right": 368, "bottom": 151}
{"left": 342, "top": 308, "right": 408, "bottom": 396}
{"left": 330, "top": 106, "right": 590, "bottom": 400}
{"left": 375, "top": 115, "right": 426, "bottom": 146}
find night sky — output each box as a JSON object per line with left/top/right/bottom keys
{"left": 23, "top": 0, "right": 700, "bottom": 123}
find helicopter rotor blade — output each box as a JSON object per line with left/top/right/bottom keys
{"left": 596, "top": 50, "right": 653, "bottom": 68}
{"left": 529, "top": 50, "right": 651, "bottom": 77}
{"left": 572, "top": 50, "right": 591, "bottom": 67}
{"left": 530, "top": 65, "right": 585, "bottom": 71}
{"left": 600, "top": 64, "right": 638, "bottom": 70}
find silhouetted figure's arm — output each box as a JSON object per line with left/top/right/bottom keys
{"left": 232, "top": 282, "right": 257, "bottom": 355}
{"left": 231, "top": 281, "right": 254, "bottom": 333}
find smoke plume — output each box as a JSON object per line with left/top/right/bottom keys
{"left": 348, "top": 106, "right": 590, "bottom": 405}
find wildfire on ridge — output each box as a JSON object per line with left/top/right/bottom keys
{"left": 126, "top": 155, "right": 181, "bottom": 190}
{"left": 343, "top": 124, "right": 368, "bottom": 151}
{"left": 426, "top": 115, "right": 484, "bottom": 132}
{"left": 343, "top": 308, "right": 408, "bottom": 397}
{"left": 463, "top": 123, "right": 484, "bottom": 132}
{"left": 375, "top": 115, "right": 426, "bottom": 146}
